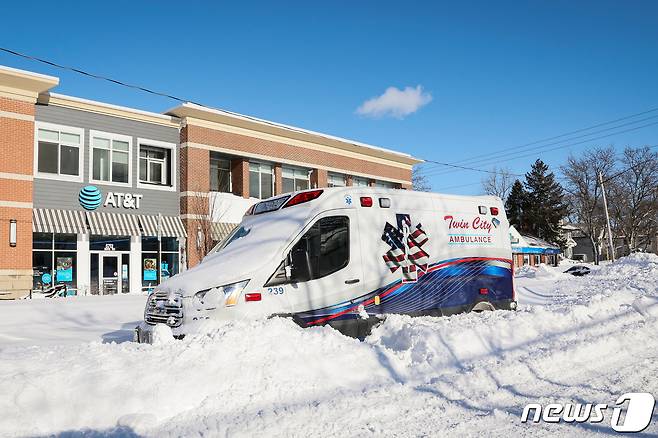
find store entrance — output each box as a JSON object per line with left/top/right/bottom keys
{"left": 90, "top": 251, "right": 130, "bottom": 295}
{"left": 101, "top": 253, "right": 121, "bottom": 295}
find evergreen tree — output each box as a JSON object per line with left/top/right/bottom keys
{"left": 523, "top": 159, "right": 568, "bottom": 244}
{"left": 505, "top": 179, "right": 528, "bottom": 232}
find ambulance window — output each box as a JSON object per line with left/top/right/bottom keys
{"left": 291, "top": 216, "right": 349, "bottom": 281}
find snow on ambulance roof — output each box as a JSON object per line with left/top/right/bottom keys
{"left": 248, "top": 187, "right": 504, "bottom": 217}
{"left": 166, "top": 102, "right": 422, "bottom": 165}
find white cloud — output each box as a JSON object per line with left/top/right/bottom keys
{"left": 356, "top": 85, "right": 432, "bottom": 119}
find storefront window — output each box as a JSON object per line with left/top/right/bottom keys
{"left": 32, "top": 233, "right": 77, "bottom": 292}
{"left": 32, "top": 251, "right": 53, "bottom": 290}
{"left": 55, "top": 233, "right": 77, "bottom": 250}
{"left": 90, "top": 253, "right": 99, "bottom": 295}
{"left": 121, "top": 253, "right": 130, "bottom": 294}
{"left": 141, "top": 237, "right": 180, "bottom": 291}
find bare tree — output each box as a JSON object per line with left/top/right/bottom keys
{"left": 412, "top": 165, "right": 432, "bottom": 192}
{"left": 608, "top": 146, "right": 658, "bottom": 253}
{"left": 561, "top": 146, "right": 616, "bottom": 264}
{"left": 187, "top": 191, "right": 235, "bottom": 265}
{"left": 481, "top": 167, "right": 514, "bottom": 200}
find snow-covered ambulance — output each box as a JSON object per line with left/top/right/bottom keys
{"left": 135, "top": 187, "right": 516, "bottom": 342}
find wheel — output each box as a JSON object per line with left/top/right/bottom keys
{"left": 471, "top": 301, "right": 495, "bottom": 313}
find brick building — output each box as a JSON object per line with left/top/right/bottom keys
{"left": 0, "top": 65, "right": 420, "bottom": 299}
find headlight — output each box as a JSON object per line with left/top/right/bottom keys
{"left": 194, "top": 280, "right": 250, "bottom": 309}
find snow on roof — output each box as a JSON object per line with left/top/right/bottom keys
{"left": 519, "top": 233, "right": 560, "bottom": 249}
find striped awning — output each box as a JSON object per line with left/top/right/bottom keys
{"left": 32, "top": 209, "right": 88, "bottom": 234}
{"left": 138, "top": 215, "right": 187, "bottom": 238}
{"left": 211, "top": 222, "right": 239, "bottom": 241}
{"left": 86, "top": 211, "right": 141, "bottom": 236}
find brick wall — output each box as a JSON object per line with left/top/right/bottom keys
{"left": 274, "top": 164, "right": 283, "bottom": 195}
{"left": 184, "top": 124, "right": 411, "bottom": 182}
{"left": 310, "top": 168, "right": 327, "bottom": 189}
{"left": 230, "top": 159, "right": 249, "bottom": 198}
{"left": 0, "top": 97, "right": 35, "bottom": 299}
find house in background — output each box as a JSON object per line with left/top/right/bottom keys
{"left": 509, "top": 225, "right": 561, "bottom": 268}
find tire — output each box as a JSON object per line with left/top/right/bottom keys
{"left": 471, "top": 301, "right": 495, "bottom": 313}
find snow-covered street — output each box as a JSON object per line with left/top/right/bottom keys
{"left": 1, "top": 254, "right": 657, "bottom": 437}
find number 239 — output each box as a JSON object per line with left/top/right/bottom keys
{"left": 267, "top": 286, "right": 284, "bottom": 295}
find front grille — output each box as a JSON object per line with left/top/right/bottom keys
{"left": 145, "top": 290, "right": 183, "bottom": 327}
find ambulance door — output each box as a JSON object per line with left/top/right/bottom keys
{"left": 283, "top": 209, "right": 364, "bottom": 313}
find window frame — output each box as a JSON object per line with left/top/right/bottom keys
{"left": 374, "top": 180, "right": 396, "bottom": 188}
{"left": 89, "top": 130, "right": 133, "bottom": 187}
{"left": 249, "top": 161, "right": 274, "bottom": 199}
{"left": 281, "top": 165, "right": 311, "bottom": 193}
{"left": 209, "top": 153, "right": 232, "bottom": 193}
{"left": 327, "top": 172, "right": 346, "bottom": 188}
{"left": 288, "top": 215, "right": 350, "bottom": 283}
{"left": 33, "top": 122, "right": 84, "bottom": 182}
{"left": 352, "top": 176, "right": 370, "bottom": 187}
{"left": 137, "top": 138, "right": 177, "bottom": 192}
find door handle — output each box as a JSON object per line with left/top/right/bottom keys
{"left": 345, "top": 279, "right": 360, "bottom": 284}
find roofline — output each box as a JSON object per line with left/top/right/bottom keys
{"left": 38, "top": 92, "right": 180, "bottom": 128}
{"left": 166, "top": 102, "right": 423, "bottom": 166}
{"left": 0, "top": 65, "right": 59, "bottom": 102}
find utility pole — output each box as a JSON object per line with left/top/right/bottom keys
{"left": 599, "top": 171, "right": 615, "bottom": 262}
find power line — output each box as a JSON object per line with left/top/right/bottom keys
{"left": 0, "top": 46, "right": 200, "bottom": 105}
{"left": 2, "top": 46, "right": 656, "bottom": 185}
{"left": 421, "top": 114, "right": 658, "bottom": 178}
{"left": 0, "top": 47, "right": 534, "bottom": 180}
{"left": 601, "top": 146, "right": 658, "bottom": 185}
{"left": 418, "top": 159, "right": 524, "bottom": 176}
{"left": 438, "top": 144, "right": 658, "bottom": 193}
{"left": 0, "top": 46, "right": 375, "bottom": 146}
{"left": 420, "top": 120, "right": 658, "bottom": 179}
{"left": 421, "top": 106, "right": 658, "bottom": 173}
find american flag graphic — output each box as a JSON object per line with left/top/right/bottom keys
{"left": 381, "top": 214, "right": 430, "bottom": 282}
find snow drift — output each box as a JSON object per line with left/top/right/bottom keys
{"left": 0, "top": 254, "right": 657, "bottom": 437}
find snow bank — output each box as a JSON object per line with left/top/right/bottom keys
{"left": 514, "top": 263, "right": 562, "bottom": 279}
{"left": 0, "top": 294, "right": 146, "bottom": 347}
{"left": 1, "top": 254, "right": 657, "bottom": 436}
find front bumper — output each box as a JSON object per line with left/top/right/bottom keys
{"left": 134, "top": 321, "right": 189, "bottom": 344}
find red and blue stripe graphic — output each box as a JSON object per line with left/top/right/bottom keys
{"left": 295, "top": 257, "right": 513, "bottom": 327}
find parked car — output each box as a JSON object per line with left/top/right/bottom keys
{"left": 564, "top": 265, "right": 591, "bottom": 276}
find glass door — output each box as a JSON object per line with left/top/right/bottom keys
{"left": 100, "top": 254, "right": 121, "bottom": 295}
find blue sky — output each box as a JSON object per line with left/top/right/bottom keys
{"left": 1, "top": 1, "right": 657, "bottom": 194}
